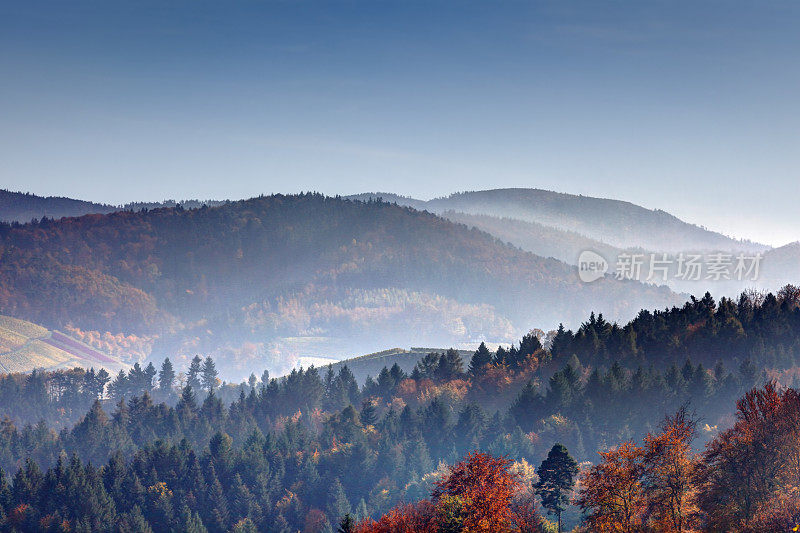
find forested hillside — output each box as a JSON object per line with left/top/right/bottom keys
{"left": 0, "top": 193, "right": 678, "bottom": 377}
{"left": 352, "top": 189, "right": 766, "bottom": 253}
{"left": 0, "top": 288, "right": 795, "bottom": 531}
{"left": 0, "top": 191, "right": 117, "bottom": 223}
{"left": 0, "top": 190, "right": 227, "bottom": 224}
{"left": 441, "top": 211, "right": 623, "bottom": 265}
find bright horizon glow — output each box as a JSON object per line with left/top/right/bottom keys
{"left": 1, "top": 1, "right": 799, "bottom": 246}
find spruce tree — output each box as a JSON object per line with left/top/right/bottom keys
{"left": 360, "top": 400, "right": 377, "bottom": 427}
{"left": 187, "top": 356, "right": 203, "bottom": 390}
{"left": 435, "top": 349, "right": 464, "bottom": 381}
{"left": 468, "top": 342, "right": 493, "bottom": 376}
{"left": 337, "top": 513, "right": 356, "bottom": 533}
{"left": 180, "top": 506, "right": 209, "bottom": 533}
{"left": 158, "top": 358, "right": 175, "bottom": 392}
{"left": 201, "top": 357, "right": 219, "bottom": 392}
{"left": 535, "top": 443, "right": 579, "bottom": 532}
{"left": 327, "top": 478, "right": 351, "bottom": 524}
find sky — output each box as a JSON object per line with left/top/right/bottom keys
{"left": 1, "top": 1, "right": 798, "bottom": 246}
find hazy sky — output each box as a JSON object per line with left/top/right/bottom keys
{"left": 1, "top": 1, "right": 798, "bottom": 246}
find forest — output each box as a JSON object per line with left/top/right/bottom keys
{"left": 0, "top": 288, "right": 794, "bottom": 530}
{"left": 0, "top": 193, "right": 677, "bottom": 377}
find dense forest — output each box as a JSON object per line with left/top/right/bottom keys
{"left": 0, "top": 193, "right": 677, "bottom": 377}
{"left": 0, "top": 289, "right": 795, "bottom": 531}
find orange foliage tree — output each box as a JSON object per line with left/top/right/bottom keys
{"left": 356, "top": 451, "right": 546, "bottom": 533}
{"left": 578, "top": 408, "right": 700, "bottom": 533}
{"left": 579, "top": 384, "right": 800, "bottom": 533}
{"left": 641, "top": 408, "right": 699, "bottom": 532}
{"left": 577, "top": 441, "right": 646, "bottom": 532}
{"left": 698, "top": 382, "right": 800, "bottom": 532}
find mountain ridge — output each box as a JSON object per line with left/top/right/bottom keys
{"left": 0, "top": 193, "right": 680, "bottom": 378}
{"left": 349, "top": 188, "right": 768, "bottom": 253}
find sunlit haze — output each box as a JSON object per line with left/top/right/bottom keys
{"left": 2, "top": 1, "right": 798, "bottom": 246}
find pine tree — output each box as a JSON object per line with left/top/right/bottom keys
{"left": 143, "top": 362, "right": 157, "bottom": 392}
{"left": 207, "top": 465, "right": 230, "bottom": 532}
{"left": 509, "top": 380, "right": 545, "bottom": 431}
{"left": 108, "top": 370, "right": 130, "bottom": 401}
{"left": 158, "top": 358, "right": 175, "bottom": 392}
{"left": 119, "top": 505, "right": 154, "bottom": 533}
{"left": 354, "top": 498, "right": 369, "bottom": 522}
{"left": 337, "top": 513, "right": 356, "bottom": 533}
{"left": 469, "top": 342, "right": 493, "bottom": 376}
{"left": 201, "top": 357, "right": 219, "bottom": 392}
{"left": 360, "top": 400, "right": 377, "bottom": 427}
{"left": 535, "top": 443, "right": 579, "bottom": 533}
{"left": 187, "top": 356, "right": 203, "bottom": 390}
{"left": 180, "top": 506, "right": 209, "bottom": 533}
{"left": 327, "top": 478, "right": 351, "bottom": 524}
{"left": 436, "top": 349, "right": 464, "bottom": 381}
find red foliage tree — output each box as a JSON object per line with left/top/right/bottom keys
{"left": 356, "top": 451, "right": 545, "bottom": 533}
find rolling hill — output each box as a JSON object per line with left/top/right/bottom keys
{"left": 0, "top": 189, "right": 228, "bottom": 224}
{"left": 350, "top": 189, "right": 768, "bottom": 253}
{"left": 759, "top": 242, "right": 800, "bottom": 289}
{"left": 326, "top": 347, "right": 476, "bottom": 383}
{"left": 0, "top": 315, "right": 127, "bottom": 374}
{"left": 0, "top": 190, "right": 117, "bottom": 223}
{"left": 440, "top": 210, "right": 625, "bottom": 265}
{"left": 0, "top": 193, "right": 680, "bottom": 378}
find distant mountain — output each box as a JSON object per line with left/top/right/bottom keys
{"left": 759, "top": 242, "right": 800, "bottom": 289}
{"left": 0, "top": 193, "right": 679, "bottom": 378}
{"left": 441, "top": 210, "right": 799, "bottom": 295}
{"left": 441, "top": 210, "right": 625, "bottom": 265}
{"left": 0, "top": 189, "right": 228, "bottom": 224}
{"left": 351, "top": 188, "right": 768, "bottom": 253}
{"left": 0, "top": 190, "right": 118, "bottom": 222}
{"left": 0, "top": 315, "right": 127, "bottom": 374}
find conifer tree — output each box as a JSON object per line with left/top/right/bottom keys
{"left": 535, "top": 443, "right": 579, "bottom": 533}
{"left": 201, "top": 357, "right": 219, "bottom": 392}
{"left": 354, "top": 498, "right": 369, "bottom": 522}
{"left": 158, "top": 358, "right": 175, "bottom": 392}
{"left": 360, "top": 400, "right": 377, "bottom": 427}
{"left": 337, "top": 513, "right": 356, "bottom": 533}
{"left": 436, "top": 349, "right": 464, "bottom": 381}
{"left": 119, "top": 505, "right": 153, "bottom": 533}
{"left": 327, "top": 478, "right": 351, "bottom": 524}
{"left": 180, "top": 506, "right": 209, "bottom": 533}
{"left": 187, "top": 356, "right": 203, "bottom": 391}
{"left": 468, "top": 342, "right": 493, "bottom": 376}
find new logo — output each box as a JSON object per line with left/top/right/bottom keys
{"left": 578, "top": 250, "right": 608, "bottom": 283}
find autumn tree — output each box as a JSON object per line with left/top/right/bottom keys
{"left": 357, "top": 452, "right": 539, "bottom": 533}
{"left": 699, "top": 382, "right": 800, "bottom": 531}
{"left": 432, "top": 452, "right": 522, "bottom": 532}
{"left": 577, "top": 441, "right": 646, "bottom": 533}
{"left": 641, "top": 408, "right": 699, "bottom": 532}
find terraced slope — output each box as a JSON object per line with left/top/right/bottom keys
{"left": 0, "top": 316, "right": 128, "bottom": 374}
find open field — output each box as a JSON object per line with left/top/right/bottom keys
{"left": 0, "top": 315, "right": 128, "bottom": 374}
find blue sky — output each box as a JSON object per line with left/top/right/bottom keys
{"left": 1, "top": 1, "right": 798, "bottom": 246}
